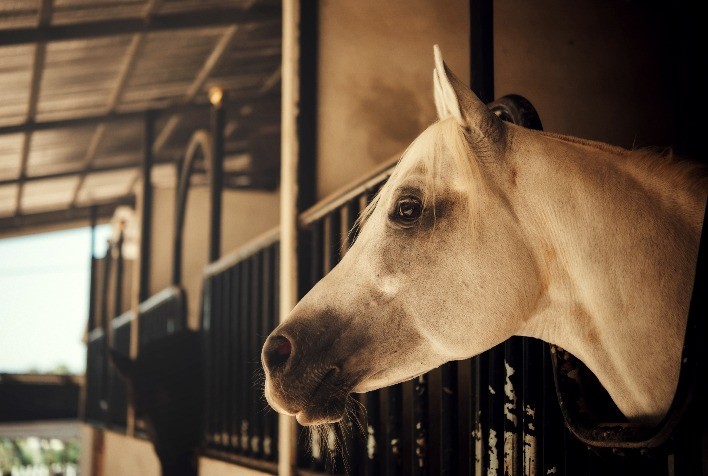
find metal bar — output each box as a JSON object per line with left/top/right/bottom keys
{"left": 401, "top": 379, "right": 415, "bottom": 476}
{"left": 250, "top": 252, "right": 264, "bottom": 459}
{"left": 99, "top": 241, "right": 113, "bottom": 427}
{"left": 0, "top": 6, "right": 279, "bottom": 47}
{"left": 113, "top": 230, "right": 124, "bottom": 320}
{"left": 522, "top": 338, "right": 542, "bottom": 476}
{"left": 428, "top": 367, "right": 443, "bottom": 475}
{"left": 209, "top": 96, "right": 225, "bottom": 262}
{"left": 138, "top": 111, "right": 155, "bottom": 302}
{"left": 469, "top": 0, "right": 494, "bottom": 103}
{"left": 260, "top": 246, "right": 275, "bottom": 460}
{"left": 238, "top": 260, "right": 250, "bottom": 455}
{"left": 0, "top": 196, "right": 133, "bottom": 233}
{"left": 87, "top": 207, "right": 98, "bottom": 331}
{"left": 503, "top": 338, "right": 523, "bottom": 476}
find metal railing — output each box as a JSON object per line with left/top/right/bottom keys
{"left": 201, "top": 230, "right": 280, "bottom": 473}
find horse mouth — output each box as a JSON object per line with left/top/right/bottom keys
{"left": 294, "top": 367, "right": 350, "bottom": 426}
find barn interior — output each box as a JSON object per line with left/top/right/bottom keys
{"left": 0, "top": 1, "right": 703, "bottom": 476}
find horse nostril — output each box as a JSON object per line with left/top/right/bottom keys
{"left": 264, "top": 335, "right": 292, "bottom": 372}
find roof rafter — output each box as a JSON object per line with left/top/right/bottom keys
{"left": 0, "top": 6, "right": 279, "bottom": 47}
{"left": 15, "top": 0, "right": 53, "bottom": 216}
{"left": 0, "top": 196, "right": 135, "bottom": 235}
{"left": 153, "top": 25, "right": 238, "bottom": 155}
{"left": 69, "top": 0, "right": 161, "bottom": 208}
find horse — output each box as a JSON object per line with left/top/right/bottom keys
{"left": 111, "top": 330, "right": 204, "bottom": 476}
{"left": 261, "top": 46, "right": 707, "bottom": 429}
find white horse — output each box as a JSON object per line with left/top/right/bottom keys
{"left": 262, "top": 46, "right": 707, "bottom": 427}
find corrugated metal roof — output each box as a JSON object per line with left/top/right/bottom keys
{"left": 0, "top": 0, "right": 281, "bottom": 232}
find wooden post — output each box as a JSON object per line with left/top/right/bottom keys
{"left": 279, "top": 0, "right": 300, "bottom": 473}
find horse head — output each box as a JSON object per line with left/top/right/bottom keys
{"left": 262, "top": 46, "right": 542, "bottom": 426}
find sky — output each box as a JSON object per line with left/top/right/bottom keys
{"left": 0, "top": 225, "right": 111, "bottom": 374}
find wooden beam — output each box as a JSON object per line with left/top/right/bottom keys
{"left": 15, "top": 0, "right": 53, "bottom": 216}
{"left": 0, "top": 197, "right": 134, "bottom": 234}
{"left": 153, "top": 26, "right": 238, "bottom": 155}
{"left": 0, "top": 6, "right": 279, "bottom": 47}
{"left": 0, "top": 95, "right": 275, "bottom": 136}
{"left": 0, "top": 156, "right": 173, "bottom": 187}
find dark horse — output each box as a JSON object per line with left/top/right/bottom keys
{"left": 112, "top": 330, "right": 203, "bottom": 476}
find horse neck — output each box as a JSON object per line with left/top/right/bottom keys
{"left": 510, "top": 130, "right": 706, "bottom": 423}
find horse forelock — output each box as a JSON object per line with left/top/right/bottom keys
{"left": 354, "top": 117, "right": 480, "bottom": 237}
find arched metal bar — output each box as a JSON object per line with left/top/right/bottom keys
{"left": 172, "top": 129, "right": 214, "bottom": 286}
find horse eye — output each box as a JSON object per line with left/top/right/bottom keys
{"left": 394, "top": 197, "right": 423, "bottom": 223}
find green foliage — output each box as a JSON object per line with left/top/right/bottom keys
{"left": 0, "top": 437, "right": 80, "bottom": 472}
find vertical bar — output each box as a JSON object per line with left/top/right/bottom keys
{"left": 113, "top": 230, "right": 124, "bottom": 319}
{"left": 385, "top": 384, "right": 403, "bottom": 475}
{"left": 272, "top": 242, "right": 281, "bottom": 461}
{"left": 474, "top": 352, "right": 489, "bottom": 476}
{"left": 441, "top": 363, "right": 453, "bottom": 474}
{"left": 250, "top": 252, "right": 264, "bottom": 459}
{"left": 280, "top": 0, "right": 305, "bottom": 470}
{"left": 487, "top": 344, "right": 505, "bottom": 476}
{"left": 401, "top": 379, "right": 415, "bottom": 476}
{"left": 138, "top": 110, "right": 155, "bottom": 303}
{"left": 211, "top": 274, "right": 223, "bottom": 447}
{"left": 209, "top": 93, "right": 225, "bottom": 262}
{"left": 522, "top": 338, "right": 542, "bottom": 476}
{"left": 228, "top": 261, "right": 246, "bottom": 453}
{"left": 243, "top": 261, "right": 253, "bottom": 455}
{"left": 201, "top": 276, "right": 212, "bottom": 448}
{"left": 100, "top": 242, "right": 113, "bottom": 426}
{"left": 503, "top": 338, "right": 522, "bottom": 476}
{"left": 240, "top": 260, "right": 252, "bottom": 453}
{"left": 469, "top": 0, "right": 494, "bottom": 103}
{"left": 542, "top": 345, "right": 565, "bottom": 475}
{"left": 428, "top": 367, "right": 443, "bottom": 475}
{"left": 261, "top": 246, "right": 276, "bottom": 461}
{"left": 87, "top": 207, "right": 98, "bottom": 330}
{"left": 455, "top": 359, "right": 472, "bottom": 476}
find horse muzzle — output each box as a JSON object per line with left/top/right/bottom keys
{"left": 262, "top": 329, "right": 357, "bottom": 425}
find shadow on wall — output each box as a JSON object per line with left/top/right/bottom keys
{"left": 352, "top": 80, "right": 428, "bottom": 162}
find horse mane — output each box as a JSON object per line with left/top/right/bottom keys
{"left": 539, "top": 130, "right": 708, "bottom": 198}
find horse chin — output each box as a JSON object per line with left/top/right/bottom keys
{"left": 295, "top": 398, "right": 346, "bottom": 426}
{"left": 265, "top": 368, "right": 350, "bottom": 426}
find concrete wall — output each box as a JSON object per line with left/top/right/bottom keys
{"left": 317, "top": 0, "right": 470, "bottom": 199}
{"left": 494, "top": 0, "right": 674, "bottom": 149}
{"left": 316, "top": 1, "right": 675, "bottom": 203}
{"left": 101, "top": 430, "right": 160, "bottom": 476}
{"left": 148, "top": 186, "right": 279, "bottom": 328}
{"left": 199, "top": 457, "right": 272, "bottom": 476}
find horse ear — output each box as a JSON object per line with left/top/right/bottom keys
{"left": 433, "top": 45, "right": 503, "bottom": 144}
{"left": 109, "top": 349, "right": 134, "bottom": 380}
